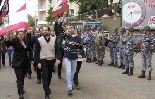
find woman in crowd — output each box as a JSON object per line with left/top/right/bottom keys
{"left": 6, "top": 33, "right": 14, "bottom": 67}
{"left": 5, "top": 30, "right": 33, "bottom": 99}
{"left": 0, "top": 35, "right": 6, "bottom": 68}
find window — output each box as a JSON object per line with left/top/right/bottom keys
{"left": 70, "top": 9, "right": 74, "bottom": 15}
{"left": 49, "top": 0, "right": 52, "bottom": 4}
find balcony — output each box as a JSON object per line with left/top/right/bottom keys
{"left": 38, "top": 6, "right": 46, "bottom": 11}
{"left": 48, "top": 0, "right": 52, "bottom": 5}
{"left": 38, "top": 19, "right": 46, "bottom": 21}
{"left": 37, "top": 19, "right": 48, "bottom": 25}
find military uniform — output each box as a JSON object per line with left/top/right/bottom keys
{"left": 118, "top": 27, "right": 126, "bottom": 69}
{"left": 95, "top": 27, "right": 105, "bottom": 66}
{"left": 138, "top": 25, "right": 154, "bottom": 80}
{"left": 108, "top": 27, "right": 120, "bottom": 67}
{"left": 81, "top": 28, "right": 94, "bottom": 63}
{"left": 91, "top": 31, "right": 98, "bottom": 61}
{"left": 91, "top": 27, "right": 98, "bottom": 61}
{"left": 122, "top": 27, "right": 136, "bottom": 76}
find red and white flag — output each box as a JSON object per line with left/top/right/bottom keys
{"left": 0, "top": 0, "right": 28, "bottom": 35}
{"left": 52, "top": 0, "right": 69, "bottom": 16}
{"left": 0, "top": 0, "right": 9, "bottom": 22}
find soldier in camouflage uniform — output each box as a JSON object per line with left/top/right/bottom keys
{"left": 118, "top": 27, "right": 126, "bottom": 69}
{"left": 91, "top": 26, "right": 98, "bottom": 62}
{"left": 81, "top": 28, "right": 92, "bottom": 63}
{"left": 138, "top": 25, "right": 154, "bottom": 80}
{"left": 108, "top": 27, "right": 120, "bottom": 67}
{"left": 95, "top": 27, "right": 105, "bottom": 66}
{"left": 122, "top": 26, "right": 136, "bottom": 76}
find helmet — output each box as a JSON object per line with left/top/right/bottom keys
{"left": 113, "top": 27, "right": 118, "bottom": 31}
{"left": 144, "top": 25, "right": 150, "bottom": 31}
{"left": 97, "top": 27, "right": 103, "bottom": 31}
{"left": 127, "top": 26, "right": 134, "bottom": 32}
{"left": 119, "top": 27, "right": 125, "bottom": 32}
{"left": 140, "top": 26, "right": 144, "bottom": 31}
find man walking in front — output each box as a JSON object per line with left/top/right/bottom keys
{"left": 36, "top": 26, "right": 61, "bottom": 99}
{"left": 58, "top": 13, "right": 86, "bottom": 96}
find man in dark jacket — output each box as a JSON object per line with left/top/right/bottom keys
{"left": 33, "top": 27, "right": 43, "bottom": 84}
{"left": 54, "top": 16, "right": 66, "bottom": 79}
{"left": 25, "top": 29, "right": 34, "bottom": 79}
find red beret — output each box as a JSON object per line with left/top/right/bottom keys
{"left": 85, "top": 28, "right": 90, "bottom": 31}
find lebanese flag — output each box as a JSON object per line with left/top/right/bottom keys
{"left": 0, "top": 0, "right": 28, "bottom": 35}
{"left": 52, "top": 0, "right": 69, "bottom": 16}
{"left": 0, "top": 0, "right": 9, "bottom": 22}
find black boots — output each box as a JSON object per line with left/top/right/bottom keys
{"left": 118, "top": 63, "right": 123, "bottom": 68}
{"left": 121, "top": 64, "right": 125, "bottom": 69}
{"left": 122, "top": 67, "right": 133, "bottom": 76}
{"left": 114, "top": 62, "right": 118, "bottom": 67}
{"left": 93, "top": 57, "right": 97, "bottom": 62}
{"left": 147, "top": 72, "right": 151, "bottom": 80}
{"left": 96, "top": 60, "right": 99, "bottom": 64}
{"left": 87, "top": 58, "right": 91, "bottom": 63}
{"left": 138, "top": 71, "right": 151, "bottom": 80}
{"left": 98, "top": 60, "right": 103, "bottom": 66}
{"left": 108, "top": 61, "right": 114, "bottom": 66}
{"left": 128, "top": 67, "right": 133, "bottom": 76}
{"left": 138, "top": 71, "right": 146, "bottom": 78}
{"left": 122, "top": 67, "right": 129, "bottom": 74}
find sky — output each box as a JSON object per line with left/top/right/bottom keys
{"left": 26, "top": 0, "right": 38, "bottom": 16}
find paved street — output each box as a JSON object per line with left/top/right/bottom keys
{"left": 0, "top": 49, "right": 155, "bottom": 99}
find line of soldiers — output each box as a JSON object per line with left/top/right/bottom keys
{"left": 108, "top": 25, "right": 154, "bottom": 80}
{"left": 80, "top": 25, "right": 154, "bottom": 80}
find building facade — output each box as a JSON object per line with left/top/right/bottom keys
{"left": 37, "top": 0, "right": 79, "bottom": 25}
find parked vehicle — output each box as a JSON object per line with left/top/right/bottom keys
{"left": 104, "top": 31, "right": 110, "bottom": 47}
{"left": 133, "top": 34, "right": 142, "bottom": 50}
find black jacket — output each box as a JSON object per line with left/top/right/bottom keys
{"left": 5, "top": 38, "right": 33, "bottom": 68}
{"left": 54, "top": 22, "right": 64, "bottom": 59}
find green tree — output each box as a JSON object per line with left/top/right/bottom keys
{"left": 28, "top": 14, "right": 35, "bottom": 27}
{"left": 46, "top": 7, "right": 54, "bottom": 25}
{"left": 69, "top": 0, "right": 121, "bottom": 18}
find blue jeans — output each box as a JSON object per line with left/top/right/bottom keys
{"left": 7, "top": 49, "right": 14, "bottom": 65}
{"left": 64, "top": 58, "right": 77, "bottom": 90}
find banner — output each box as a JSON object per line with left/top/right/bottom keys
{"left": 52, "top": 0, "right": 69, "bottom": 16}
{"left": 122, "top": 0, "right": 155, "bottom": 29}
{"left": 0, "top": 0, "right": 28, "bottom": 35}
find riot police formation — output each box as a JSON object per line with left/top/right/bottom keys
{"left": 90, "top": 27, "right": 98, "bottom": 62}
{"left": 108, "top": 27, "right": 120, "bottom": 67}
{"left": 118, "top": 27, "right": 126, "bottom": 69}
{"left": 81, "top": 28, "right": 96, "bottom": 63}
{"left": 138, "top": 25, "right": 154, "bottom": 80}
{"left": 122, "top": 26, "right": 136, "bottom": 76}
